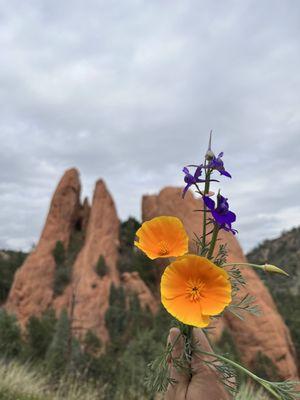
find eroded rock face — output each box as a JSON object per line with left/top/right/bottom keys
{"left": 54, "top": 179, "right": 159, "bottom": 343}
{"left": 6, "top": 168, "right": 81, "bottom": 325}
{"left": 55, "top": 179, "right": 120, "bottom": 342}
{"left": 142, "top": 187, "right": 298, "bottom": 379}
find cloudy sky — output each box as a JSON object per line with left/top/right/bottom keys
{"left": 0, "top": 0, "right": 299, "bottom": 253}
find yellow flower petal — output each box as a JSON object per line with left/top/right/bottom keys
{"left": 161, "top": 294, "right": 211, "bottom": 327}
{"left": 161, "top": 255, "right": 232, "bottom": 327}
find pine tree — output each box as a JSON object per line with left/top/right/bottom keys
{"left": 25, "top": 308, "right": 56, "bottom": 360}
{"left": 52, "top": 241, "right": 65, "bottom": 265}
{"left": 95, "top": 255, "right": 108, "bottom": 278}
{"left": 46, "top": 309, "right": 70, "bottom": 376}
{"left": 52, "top": 241, "right": 71, "bottom": 296}
{"left": 105, "top": 284, "right": 127, "bottom": 343}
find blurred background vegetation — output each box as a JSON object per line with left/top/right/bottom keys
{"left": 0, "top": 218, "right": 298, "bottom": 399}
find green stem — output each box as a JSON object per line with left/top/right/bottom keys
{"left": 207, "top": 224, "right": 219, "bottom": 259}
{"left": 198, "top": 350, "right": 281, "bottom": 399}
{"left": 224, "top": 262, "right": 269, "bottom": 269}
{"left": 179, "top": 324, "right": 193, "bottom": 364}
{"left": 185, "top": 325, "right": 193, "bottom": 364}
{"left": 201, "top": 168, "right": 211, "bottom": 252}
{"left": 223, "top": 263, "right": 289, "bottom": 277}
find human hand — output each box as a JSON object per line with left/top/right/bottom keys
{"left": 164, "top": 327, "right": 233, "bottom": 400}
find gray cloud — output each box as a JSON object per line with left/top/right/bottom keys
{"left": 0, "top": 0, "right": 299, "bottom": 252}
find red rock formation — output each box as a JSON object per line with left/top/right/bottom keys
{"left": 58, "top": 179, "right": 120, "bottom": 342}
{"left": 6, "top": 169, "right": 157, "bottom": 345}
{"left": 54, "top": 179, "right": 158, "bottom": 343}
{"left": 6, "top": 168, "right": 81, "bottom": 325}
{"left": 142, "top": 187, "right": 298, "bottom": 379}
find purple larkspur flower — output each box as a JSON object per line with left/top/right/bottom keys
{"left": 207, "top": 152, "right": 232, "bottom": 178}
{"left": 203, "top": 194, "right": 237, "bottom": 234}
{"left": 182, "top": 166, "right": 205, "bottom": 198}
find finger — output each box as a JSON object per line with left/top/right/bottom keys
{"left": 165, "top": 328, "right": 189, "bottom": 400}
{"left": 168, "top": 328, "right": 189, "bottom": 385}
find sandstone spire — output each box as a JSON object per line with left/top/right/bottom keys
{"left": 57, "top": 179, "right": 120, "bottom": 342}
{"left": 6, "top": 169, "right": 157, "bottom": 344}
{"left": 6, "top": 168, "right": 81, "bottom": 325}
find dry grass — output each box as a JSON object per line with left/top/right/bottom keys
{"left": 0, "top": 360, "right": 103, "bottom": 400}
{"left": 0, "top": 359, "right": 270, "bottom": 400}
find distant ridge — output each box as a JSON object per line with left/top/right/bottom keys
{"left": 247, "top": 226, "right": 300, "bottom": 295}
{"left": 247, "top": 226, "right": 300, "bottom": 367}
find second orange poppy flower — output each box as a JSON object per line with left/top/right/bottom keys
{"left": 134, "top": 216, "right": 189, "bottom": 260}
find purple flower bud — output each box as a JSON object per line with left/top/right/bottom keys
{"left": 205, "top": 131, "right": 215, "bottom": 161}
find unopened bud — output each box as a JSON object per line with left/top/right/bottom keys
{"left": 205, "top": 149, "right": 215, "bottom": 161}
{"left": 205, "top": 130, "right": 215, "bottom": 161}
{"left": 264, "top": 264, "right": 289, "bottom": 277}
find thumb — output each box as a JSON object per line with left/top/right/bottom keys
{"left": 188, "top": 328, "right": 233, "bottom": 400}
{"left": 191, "top": 328, "right": 215, "bottom": 374}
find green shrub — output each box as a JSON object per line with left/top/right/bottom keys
{"left": 0, "top": 251, "right": 27, "bottom": 303}
{"left": 119, "top": 217, "right": 140, "bottom": 248}
{"left": 66, "top": 230, "right": 85, "bottom": 266}
{"left": 52, "top": 241, "right": 65, "bottom": 265}
{"left": 53, "top": 265, "right": 71, "bottom": 296}
{"left": 83, "top": 330, "right": 102, "bottom": 355}
{"left": 52, "top": 241, "right": 70, "bottom": 296}
{"left": 105, "top": 284, "right": 127, "bottom": 343}
{"left": 52, "top": 232, "right": 85, "bottom": 297}
{"left": 114, "top": 330, "right": 163, "bottom": 399}
{"left": 46, "top": 309, "right": 70, "bottom": 376}
{"left": 95, "top": 255, "right": 108, "bottom": 278}
{"left": 25, "top": 309, "right": 57, "bottom": 360}
{"left": 0, "top": 309, "right": 22, "bottom": 358}
{"left": 274, "top": 291, "right": 300, "bottom": 362}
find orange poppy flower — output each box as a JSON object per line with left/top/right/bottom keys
{"left": 134, "top": 216, "right": 189, "bottom": 260}
{"left": 161, "top": 255, "right": 231, "bottom": 327}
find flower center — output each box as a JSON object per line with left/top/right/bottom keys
{"left": 186, "top": 279, "right": 205, "bottom": 302}
{"left": 158, "top": 241, "right": 169, "bottom": 256}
